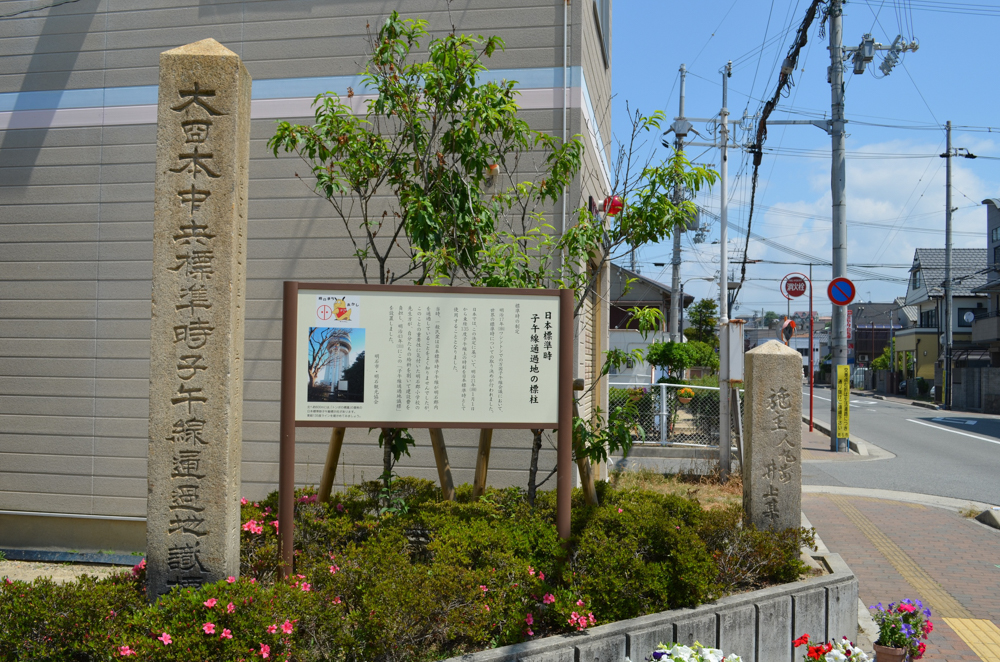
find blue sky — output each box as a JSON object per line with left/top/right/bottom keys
{"left": 611, "top": 1, "right": 1000, "bottom": 317}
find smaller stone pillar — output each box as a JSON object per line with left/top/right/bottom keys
{"left": 743, "top": 340, "right": 802, "bottom": 531}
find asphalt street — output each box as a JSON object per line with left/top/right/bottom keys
{"left": 800, "top": 385, "right": 1000, "bottom": 506}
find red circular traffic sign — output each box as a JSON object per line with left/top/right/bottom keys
{"left": 780, "top": 272, "right": 809, "bottom": 300}
{"left": 784, "top": 276, "right": 807, "bottom": 298}
{"left": 827, "top": 277, "right": 856, "bottom": 306}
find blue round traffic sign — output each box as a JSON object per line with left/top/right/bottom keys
{"left": 827, "top": 277, "right": 856, "bottom": 306}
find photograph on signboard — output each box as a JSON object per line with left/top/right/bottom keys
{"left": 306, "top": 327, "right": 366, "bottom": 403}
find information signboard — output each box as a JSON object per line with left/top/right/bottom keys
{"left": 293, "top": 287, "right": 560, "bottom": 426}
{"left": 278, "top": 282, "right": 574, "bottom": 572}
{"left": 836, "top": 364, "right": 851, "bottom": 440}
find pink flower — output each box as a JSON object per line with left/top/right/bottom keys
{"left": 271, "top": 520, "right": 279, "bottom": 531}
{"left": 281, "top": 619, "right": 294, "bottom": 635}
{"left": 131, "top": 559, "right": 146, "bottom": 577}
{"left": 480, "top": 585, "right": 488, "bottom": 592}
{"left": 527, "top": 629, "right": 534, "bottom": 636}
{"left": 329, "top": 565, "right": 340, "bottom": 574}
{"left": 485, "top": 605, "right": 490, "bottom": 612}
{"left": 227, "top": 602, "right": 235, "bottom": 614}
{"left": 543, "top": 593, "right": 555, "bottom": 604}
{"left": 525, "top": 613, "right": 534, "bottom": 625}
{"left": 267, "top": 624, "right": 278, "bottom": 634}
{"left": 333, "top": 596, "right": 342, "bottom": 604}
{"left": 528, "top": 566, "right": 535, "bottom": 576}
{"left": 158, "top": 632, "right": 172, "bottom": 645}
{"left": 618, "top": 508, "right": 623, "bottom": 513}
{"left": 118, "top": 645, "right": 136, "bottom": 657}
{"left": 538, "top": 572, "right": 545, "bottom": 581}
{"left": 576, "top": 599, "right": 584, "bottom": 606}
{"left": 204, "top": 598, "right": 218, "bottom": 608}
{"left": 227, "top": 576, "right": 236, "bottom": 584}
{"left": 250, "top": 578, "right": 257, "bottom": 584}
{"left": 260, "top": 643, "right": 271, "bottom": 659}
{"left": 241, "top": 497, "right": 248, "bottom": 505}
{"left": 203, "top": 622, "right": 216, "bottom": 635}
{"left": 300, "top": 583, "right": 311, "bottom": 592}
{"left": 336, "top": 503, "right": 345, "bottom": 512}
{"left": 220, "top": 628, "right": 232, "bottom": 639}
{"left": 588, "top": 612, "right": 596, "bottom": 625}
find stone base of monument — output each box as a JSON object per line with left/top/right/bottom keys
{"left": 440, "top": 553, "right": 859, "bottom": 662}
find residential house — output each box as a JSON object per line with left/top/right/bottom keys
{"left": 0, "top": 0, "right": 614, "bottom": 552}
{"left": 848, "top": 301, "right": 900, "bottom": 366}
{"left": 607, "top": 263, "right": 692, "bottom": 384}
{"left": 894, "top": 248, "right": 987, "bottom": 397}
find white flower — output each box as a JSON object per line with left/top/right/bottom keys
{"left": 700, "top": 647, "right": 724, "bottom": 662}
{"left": 666, "top": 645, "right": 694, "bottom": 661}
{"left": 723, "top": 655, "right": 743, "bottom": 662}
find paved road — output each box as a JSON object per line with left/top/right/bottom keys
{"left": 800, "top": 385, "right": 1000, "bottom": 506}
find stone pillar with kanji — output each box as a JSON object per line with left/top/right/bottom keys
{"left": 146, "top": 38, "right": 251, "bottom": 598}
{"left": 743, "top": 340, "right": 802, "bottom": 531}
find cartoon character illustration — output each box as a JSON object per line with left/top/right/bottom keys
{"left": 333, "top": 298, "right": 351, "bottom": 321}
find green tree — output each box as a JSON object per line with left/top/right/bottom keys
{"left": 644, "top": 340, "right": 719, "bottom": 378}
{"left": 763, "top": 310, "right": 780, "bottom": 328}
{"left": 683, "top": 298, "right": 719, "bottom": 345}
{"left": 269, "top": 13, "right": 717, "bottom": 499}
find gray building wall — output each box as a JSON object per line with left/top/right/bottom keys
{"left": 0, "top": 0, "right": 613, "bottom": 548}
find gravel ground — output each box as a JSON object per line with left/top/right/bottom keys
{"left": 1, "top": 559, "right": 130, "bottom": 584}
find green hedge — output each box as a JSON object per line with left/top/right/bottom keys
{"left": 0, "top": 479, "right": 808, "bottom": 661}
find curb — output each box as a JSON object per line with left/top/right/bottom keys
{"left": 803, "top": 485, "right": 998, "bottom": 512}
{"left": 801, "top": 416, "right": 868, "bottom": 456}
{"left": 910, "top": 400, "right": 940, "bottom": 410}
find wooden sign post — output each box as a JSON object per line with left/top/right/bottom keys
{"left": 278, "top": 282, "right": 573, "bottom": 576}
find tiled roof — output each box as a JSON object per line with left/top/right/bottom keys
{"left": 912, "top": 248, "right": 987, "bottom": 298}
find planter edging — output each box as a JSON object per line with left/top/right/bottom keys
{"left": 442, "top": 552, "right": 858, "bottom": 662}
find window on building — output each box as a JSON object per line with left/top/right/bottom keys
{"left": 994, "top": 245, "right": 1000, "bottom": 267}
{"left": 593, "top": 0, "right": 610, "bottom": 67}
{"left": 920, "top": 309, "right": 936, "bottom": 328}
{"left": 993, "top": 227, "right": 1000, "bottom": 242}
{"left": 911, "top": 269, "right": 922, "bottom": 289}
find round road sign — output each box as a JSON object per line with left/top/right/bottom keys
{"left": 784, "top": 276, "right": 807, "bottom": 298}
{"left": 827, "top": 277, "right": 856, "bottom": 306}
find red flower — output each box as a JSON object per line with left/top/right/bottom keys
{"left": 794, "top": 634, "right": 810, "bottom": 648}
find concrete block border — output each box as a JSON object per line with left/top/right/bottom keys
{"left": 442, "top": 554, "right": 858, "bottom": 662}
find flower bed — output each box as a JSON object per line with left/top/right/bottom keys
{"left": 0, "top": 478, "right": 815, "bottom": 661}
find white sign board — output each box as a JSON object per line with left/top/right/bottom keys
{"left": 294, "top": 287, "right": 561, "bottom": 426}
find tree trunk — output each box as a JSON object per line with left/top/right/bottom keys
{"left": 381, "top": 428, "right": 393, "bottom": 477}
{"left": 527, "top": 429, "right": 543, "bottom": 506}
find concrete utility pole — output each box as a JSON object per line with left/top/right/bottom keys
{"left": 828, "top": 0, "right": 849, "bottom": 452}
{"left": 718, "top": 61, "right": 732, "bottom": 479}
{"left": 669, "top": 64, "right": 687, "bottom": 342}
{"left": 944, "top": 120, "right": 953, "bottom": 410}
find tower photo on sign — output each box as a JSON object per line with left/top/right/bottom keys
{"left": 306, "top": 327, "right": 365, "bottom": 403}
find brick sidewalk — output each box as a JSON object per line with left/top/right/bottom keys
{"left": 803, "top": 493, "right": 1000, "bottom": 662}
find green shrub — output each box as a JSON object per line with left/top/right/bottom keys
{"left": 699, "top": 504, "right": 814, "bottom": 592}
{"left": 0, "top": 478, "right": 812, "bottom": 661}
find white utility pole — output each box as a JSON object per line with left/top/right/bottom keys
{"left": 669, "top": 64, "right": 687, "bottom": 342}
{"left": 718, "top": 62, "right": 732, "bottom": 479}
{"left": 828, "top": 0, "right": 849, "bottom": 452}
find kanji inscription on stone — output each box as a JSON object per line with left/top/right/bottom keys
{"left": 147, "top": 38, "right": 251, "bottom": 599}
{"left": 743, "top": 341, "right": 802, "bottom": 532}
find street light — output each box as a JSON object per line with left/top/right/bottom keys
{"left": 679, "top": 276, "right": 717, "bottom": 341}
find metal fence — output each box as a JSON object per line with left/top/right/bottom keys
{"left": 607, "top": 382, "right": 744, "bottom": 448}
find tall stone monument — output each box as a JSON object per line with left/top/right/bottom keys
{"left": 147, "top": 39, "right": 251, "bottom": 597}
{"left": 743, "top": 340, "right": 802, "bottom": 532}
